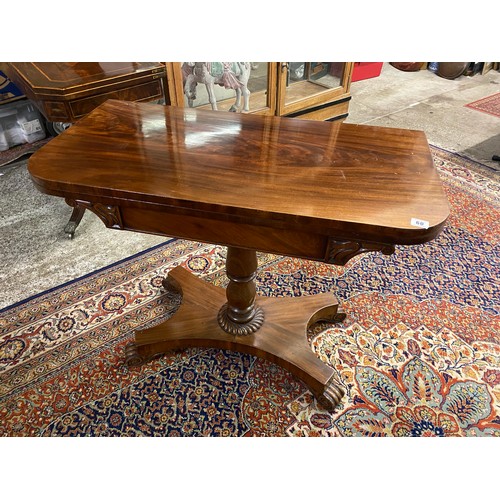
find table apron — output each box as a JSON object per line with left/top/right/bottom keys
{"left": 62, "top": 194, "right": 398, "bottom": 265}
{"left": 72, "top": 197, "right": 330, "bottom": 261}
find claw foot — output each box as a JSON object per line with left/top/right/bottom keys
{"left": 315, "top": 380, "right": 345, "bottom": 412}
{"left": 161, "top": 274, "right": 182, "bottom": 297}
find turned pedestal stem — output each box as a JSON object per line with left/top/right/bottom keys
{"left": 217, "top": 247, "right": 265, "bottom": 335}
{"left": 225, "top": 247, "right": 258, "bottom": 322}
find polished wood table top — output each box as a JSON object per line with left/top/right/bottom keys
{"left": 29, "top": 100, "right": 448, "bottom": 249}
{"left": 28, "top": 100, "right": 450, "bottom": 411}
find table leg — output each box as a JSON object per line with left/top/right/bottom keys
{"left": 125, "top": 246, "right": 346, "bottom": 411}
{"left": 64, "top": 205, "right": 86, "bottom": 239}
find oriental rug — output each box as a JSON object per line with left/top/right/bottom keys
{"left": 0, "top": 146, "right": 499, "bottom": 437}
{"left": 0, "top": 138, "right": 51, "bottom": 168}
{"left": 465, "top": 92, "right": 500, "bottom": 118}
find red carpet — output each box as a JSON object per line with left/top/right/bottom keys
{"left": 0, "top": 146, "right": 498, "bottom": 437}
{"left": 0, "top": 138, "right": 51, "bottom": 168}
{"left": 465, "top": 92, "right": 500, "bottom": 118}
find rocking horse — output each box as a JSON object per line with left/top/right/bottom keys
{"left": 182, "top": 62, "right": 252, "bottom": 112}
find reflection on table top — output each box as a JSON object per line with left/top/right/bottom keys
{"left": 29, "top": 100, "right": 449, "bottom": 243}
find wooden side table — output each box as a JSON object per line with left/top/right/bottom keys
{"left": 28, "top": 101, "right": 450, "bottom": 411}
{"left": 6, "top": 62, "right": 166, "bottom": 126}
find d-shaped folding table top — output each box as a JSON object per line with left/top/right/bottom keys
{"left": 28, "top": 100, "right": 449, "bottom": 411}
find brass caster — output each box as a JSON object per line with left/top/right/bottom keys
{"left": 64, "top": 222, "right": 76, "bottom": 239}
{"left": 125, "top": 343, "right": 144, "bottom": 367}
{"left": 333, "top": 308, "right": 347, "bottom": 323}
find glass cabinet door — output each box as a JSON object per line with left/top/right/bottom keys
{"left": 277, "top": 62, "right": 352, "bottom": 115}
{"left": 168, "top": 62, "right": 277, "bottom": 115}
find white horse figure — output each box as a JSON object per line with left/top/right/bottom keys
{"left": 182, "top": 62, "right": 252, "bottom": 112}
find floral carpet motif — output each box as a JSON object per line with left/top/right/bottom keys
{"left": 0, "top": 146, "right": 498, "bottom": 436}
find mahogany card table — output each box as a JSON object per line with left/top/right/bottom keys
{"left": 28, "top": 100, "right": 449, "bottom": 411}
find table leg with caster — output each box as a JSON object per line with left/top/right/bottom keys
{"left": 64, "top": 205, "right": 86, "bottom": 239}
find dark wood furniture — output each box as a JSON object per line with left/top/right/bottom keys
{"left": 6, "top": 62, "right": 167, "bottom": 238}
{"left": 28, "top": 100, "right": 449, "bottom": 411}
{"left": 6, "top": 62, "right": 166, "bottom": 125}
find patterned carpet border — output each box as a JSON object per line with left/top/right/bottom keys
{"left": 431, "top": 144, "right": 499, "bottom": 179}
{"left": 465, "top": 92, "right": 500, "bottom": 118}
{"left": 0, "top": 145, "right": 498, "bottom": 437}
{"left": 0, "top": 239, "right": 175, "bottom": 315}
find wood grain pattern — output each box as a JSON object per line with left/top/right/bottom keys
{"left": 7, "top": 62, "right": 165, "bottom": 93}
{"left": 29, "top": 99, "right": 449, "bottom": 252}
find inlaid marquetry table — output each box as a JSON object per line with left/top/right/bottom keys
{"left": 28, "top": 100, "right": 449, "bottom": 411}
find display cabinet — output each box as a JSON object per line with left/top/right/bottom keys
{"left": 165, "top": 62, "right": 277, "bottom": 116}
{"left": 165, "top": 62, "right": 353, "bottom": 121}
